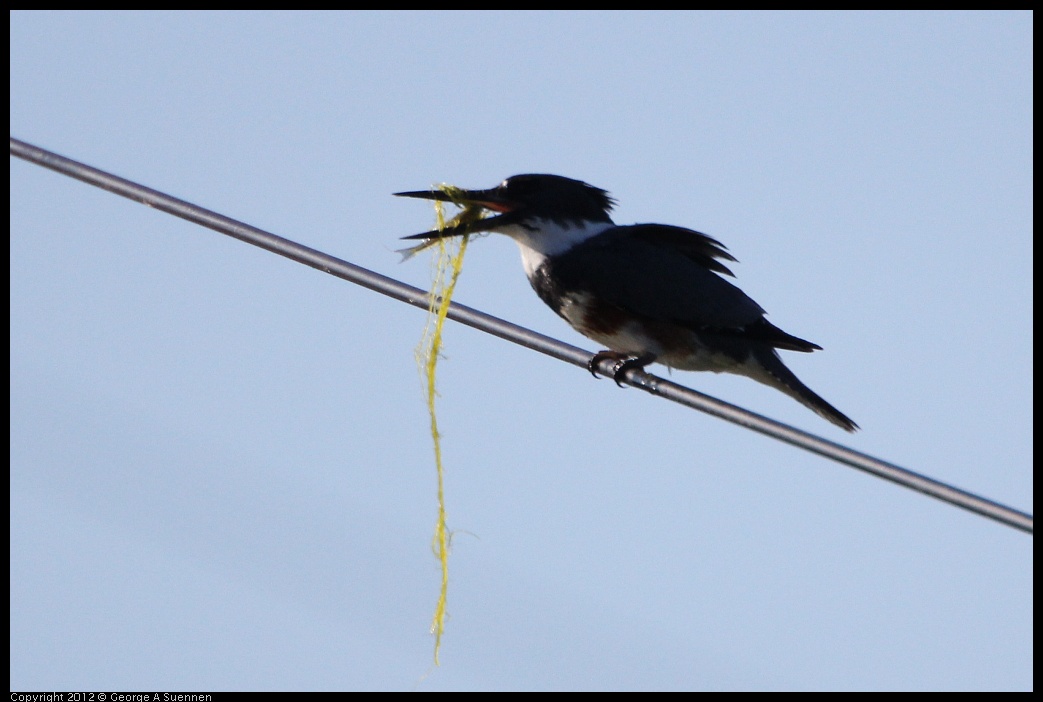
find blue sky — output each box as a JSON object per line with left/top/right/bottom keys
{"left": 11, "top": 11, "right": 1032, "bottom": 691}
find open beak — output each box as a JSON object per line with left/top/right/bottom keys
{"left": 394, "top": 186, "right": 520, "bottom": 240}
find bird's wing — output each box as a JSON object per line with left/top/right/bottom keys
{"left": 550, "top": 225, "right": 766, "bottom": 330}
{"left": 626, "top": 224, "right": 738, "bottom": 277}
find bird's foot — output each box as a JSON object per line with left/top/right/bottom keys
{"left": 587, "top": 351, "right": 657, "bottom": 387}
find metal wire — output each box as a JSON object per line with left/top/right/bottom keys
{"left": 10, "top": 136, "right": 1033, "bottom": 534}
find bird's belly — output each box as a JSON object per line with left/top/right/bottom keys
{"left": 557, "top": 292, "right": 750, "bottom": 374}
{"left": 655, "top": 343, "right": 751, "bottom": 373}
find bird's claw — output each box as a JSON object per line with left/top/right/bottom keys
{"left": 587, "top": 351, "right": 657, "bottom": 387}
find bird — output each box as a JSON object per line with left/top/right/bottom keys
{"left": 395, "top": 174, "right": 858, "bottom": 432}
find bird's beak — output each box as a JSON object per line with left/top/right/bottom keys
{"left": 394, "top": 186, "right": 520, "bottom": 240}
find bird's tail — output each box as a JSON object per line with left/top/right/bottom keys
{"left": 746, "top": 346, "right": 859, "bottom": 432}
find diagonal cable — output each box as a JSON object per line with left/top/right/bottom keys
{"left": 10, "top": 136, "right": 1032, "bottom": 534}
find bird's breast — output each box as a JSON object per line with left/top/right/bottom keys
{"left": 526, "top": 265, "right": 667, "bottom": 358}
{"left": 528, "top": 261, "right": 756, "bottom": 373}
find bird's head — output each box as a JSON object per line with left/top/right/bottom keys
{"left": 396, "top": 174, "right": 615, "bottom": 242}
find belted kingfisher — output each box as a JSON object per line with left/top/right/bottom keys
{"left": 396, "top": 174, "right": 857, "bottom": 432}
